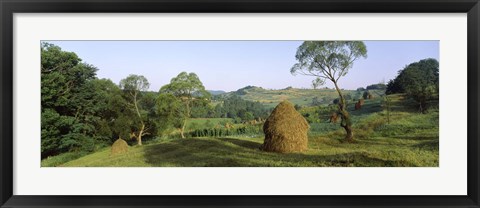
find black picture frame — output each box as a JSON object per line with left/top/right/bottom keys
{"left": 1, "top": 0, "right": 479, "bottom": 207}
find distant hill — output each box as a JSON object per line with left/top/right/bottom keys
{"left": 208, "top": 90, "right": 227, "bottom": 95}
{"left": 220, "top": 86, "right": 363, "bottom": 108}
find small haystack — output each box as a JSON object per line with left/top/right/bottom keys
{"left": 358, "top": 98, "right": 365, "bottom": 105}
{"left": 355, "top": 100, "right": 362, "bottom": 110}
{"left": 260, "top": 101, "right": 309, "bottom": 153}
{"left": 111, "top": 138, "right": 129, "bottom": 156}
{"left": 330, "top": 112, "right": 339, "bottom": 123}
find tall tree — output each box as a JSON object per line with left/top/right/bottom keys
{"left": 41, "top": 43, "right": 99, "bottom": 157}
{"left": 88, "top": 78, "right": 132, "bottom": 143}
{"left": 395, "top": 58, "right": 439, "bottom": 112}
{"left": 119, "top": 74, "right": 150, "bottom": 145}
{"left": 159, "top": 72, "right": 210, "bottom": 138}
{"left": 156, "top": 93, "right": 184, "bottom": 135}
{"left": 291, "top": 41, "right": 367, "bottom": 142}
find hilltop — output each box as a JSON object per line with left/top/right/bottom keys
{"left": 216, "top": 85, "right": 364, "bottom": 108}
{"left": 207, "top": 90, "right": 226, "bottom": 95}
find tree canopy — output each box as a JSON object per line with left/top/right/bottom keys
{"left": 291, "top": 41, "right": 367, "bottom": 85}
{"left": 41, "top": 44, "right": 159, "bottom": 158}
{"left": 386, "top": 58, "right": 439, "bottom": 112}
{"left": 42, "top": 43, "right": 108, "bottom": 157}
{"left": 160, "top": 72, "right": 210, "bottom": 99}
{"left": 159, "top": 72, "right": 211, "bottom": 138}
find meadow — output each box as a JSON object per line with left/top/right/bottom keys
{"left": 40, "top": 42, "right": 439, "bottom": 168}
{"left": 42, "top": 94, "right": 439, "bottom": 167}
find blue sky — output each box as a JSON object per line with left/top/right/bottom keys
{"left": 44, "top": 40, "right": 439, "bottom": 92}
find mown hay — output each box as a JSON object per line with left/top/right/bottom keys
{"left": 111, "top": 138, "right": 129, "bottom": 156}
{"left": 358, "top": 98, "right": 365, "bottom": 105}
{"left": 330, "top": 112, "right": 339, "bottom": 123}
{"left": 260, "top": 101, "right": 309, "bottom": 153}
{"left": 355, "top": 100, "right": 362, "bottom": 110}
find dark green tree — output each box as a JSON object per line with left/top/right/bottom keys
{"left": 400, "top": 59, "right": 439, "bottom": 112}
{"left": 41, "top": 43, "right": 99, "bottom": 157}
{"left": 385, "top": 58, "right": 439, "bottom": 112}
{"left": 88, "top": 79, "right": 131, "bottom": 143}
{"left": 156, "top": 93, "right": 185, "bottom": 135}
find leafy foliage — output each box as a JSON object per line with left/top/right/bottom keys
{"left": 41, "top": 43, "right": 101, "bottom": 158}
{"left": 291, "top": 41, "right": 367, "bottom": 85}
{"left": 159, "top": 72, "right": 211, "bottom": 138}
{"left": 215, "top": 95, "right": 270, "bottom": 122}
{"left": 156, "top": 93, "right": 184, "bottom": 134}
{"left": 385, "top": 58, "right": 439, "bottom": 112}
{"left": 41, "top": 44, "right": 154, "bottom": 157}
{"left": 366, "top": 83, "right": 386, "bottom": 90}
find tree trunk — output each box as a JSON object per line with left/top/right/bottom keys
{"left": 343, "top": 120, "right": 354, "bottom": 142}
{"left": 180, "top": 98, "right": 191, "bottom": 139}
{"left": 133, "top": 92, "right": 145, "bottom": 145}
{"left": 137, "top": 123, "right": 144, "bottom": 146}
{"left": 181, "top": 119, "right": 187, "bottom": 139}
{"left": 420, "top": 100, "right": 427, "bottom": 113}
{"left": 333, "top": 81, "right": 354, "bottom": 142}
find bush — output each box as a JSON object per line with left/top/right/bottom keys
{"left": 366, "top": 83, "right": 387, "bottom": 90}
{"left": 188, "top": 124, "right": 263, "bottom": 138}
{"left": 363, "top": 91, "right": 372, "bottom": 99}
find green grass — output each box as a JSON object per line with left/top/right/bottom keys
{"left": 48, "top": 94, "right": 438, "bottom": 167}
{"left": 41, "top": 151, "right": 89, "bottom": 167}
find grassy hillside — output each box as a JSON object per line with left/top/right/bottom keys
{"left": 47, "top": 94, "right": 439, "bottom": 167}
{"left": 223, "top": 86, "right": 358, "bottom": 108}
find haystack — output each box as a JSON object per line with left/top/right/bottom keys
{"left": 260, "top": 101, "right": 309, "bottom": 153}
{"left": 355, "top": 100, "right": 362, "bottom": 110}
{"left": 330, "top": 112, "right": 339, "bottom": 123}
{"left": 111, "top": 138, "right": 129, "bottom": 156}
{"left": 358, "top": 98, "right": 365, "bottom": 105}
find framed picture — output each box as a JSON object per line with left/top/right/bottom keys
{"left": 1, "top": 0, "right": 479, "bottom": 207}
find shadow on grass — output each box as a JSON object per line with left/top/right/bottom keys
{"left": 411, "top": 140, "right": 439, "bottom": 151}
{"left": 143, "top": 137, "right": 420, "bottom": 167}
{"left": 391, "top": 135, "right": 438, "bottom": 141}
{"left": 217, "top": 137, "right": 261, "bottom": 149}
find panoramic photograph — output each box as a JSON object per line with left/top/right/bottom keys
{"left": 41, "top": 40, "right": 439, "bottom": 167}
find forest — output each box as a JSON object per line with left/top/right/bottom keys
{"left": 41, "top": 41, "right": 439, "bottom": 167}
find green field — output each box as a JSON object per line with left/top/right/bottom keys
{"left": 44, "top": 94, "right": 439, "bottom": 167}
